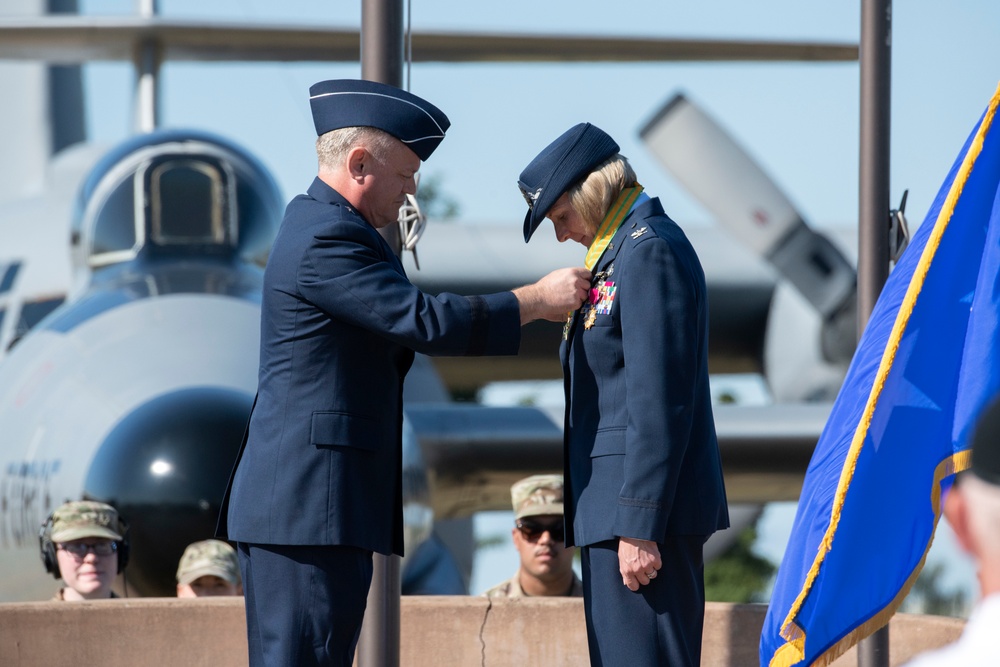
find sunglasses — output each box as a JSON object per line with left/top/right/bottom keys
{"left": 516, "top": 518, "right": 565, "bottom": 542}
{"left": 58, "top": 541, "right": 118, "bottom": 558}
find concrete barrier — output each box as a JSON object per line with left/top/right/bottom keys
{"left": 0, "top": 597, "right": 965, "bottom": 666}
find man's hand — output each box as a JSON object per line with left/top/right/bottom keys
{"left": 513, "top": 267, "right": 591, "bottom": 324}
{"left": 618, "top": 537, "right": 662, "bottom": 592}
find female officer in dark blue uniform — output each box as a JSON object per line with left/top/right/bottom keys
{"left": 518, "top": 123, "right": 730, "bottom": 666}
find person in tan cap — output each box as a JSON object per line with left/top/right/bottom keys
{"left": 176, "top": 539, "right": 242, "bottom": 598}
{"left": 483, "top": 474, "right": 583, "bottom": 598}
{"left": 39, "top": 500, "right": 127, "bottom": 601}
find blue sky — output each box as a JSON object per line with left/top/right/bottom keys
{"left": 77, "top": 0, "right": 1000, "bottom": 235}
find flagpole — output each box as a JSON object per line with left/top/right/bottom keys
{"left": 357, "top": 2, "right": 404, "bottom": 667}
{"left": 857, "top": 0, "right": 892, "bottom": 665}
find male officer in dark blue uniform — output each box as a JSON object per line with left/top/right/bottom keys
{"left": 518, "top": 123, "right": 729, "bottom": 666}
{"left": 218, "top": 80, "right": 589, "bottom": 667}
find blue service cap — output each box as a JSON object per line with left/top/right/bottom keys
{"left": 517, "top": 123, "right": 620, "bottom": 242}
{"left": 309, "top": 79, "right": 450, "bottom": 161}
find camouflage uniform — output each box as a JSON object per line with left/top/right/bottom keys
{"left": 50, "top": 588, "right": 118, "bottom": 601}
{"left": 176, "top": 539, "right": 241, "bottom": 586}
{"left": 483, "top": 570, "right": 584, "bottom": 599}
{"left": 482, "top": 474, "right": 583, "bottom": 598}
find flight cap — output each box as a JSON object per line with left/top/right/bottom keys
{"left": 176, "top": 539, "right": 241, "bottom": 586}
{"left": 49, "top": 501, "right": 123, "bottom": 543}
{"left": 969, "top": 395, "right": 1000, "bottom": 486}
{"left": 511, "top": 474, "right": 565, "bottom": 520}
{"left": 518, "top": 122, "right": 620, "bottom": 242}
{"left": 309, "top": 79, "right": 450, "bottom": 161}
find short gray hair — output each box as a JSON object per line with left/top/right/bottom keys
{"left": 567, "top": 155, "right": 638, "bottom": 229}
{"left": 316, "top": 126, "right": 399, "bottom": 171}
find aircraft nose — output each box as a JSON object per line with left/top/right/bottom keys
{"left": 82, "top": 387, "right": 252, "bottom": 596}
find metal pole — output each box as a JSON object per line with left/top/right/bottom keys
{"left": 358, "top": 553, "right": 402, "bottom": 667}
{"left": 857, "top": 0, "right": 892, "bottom": 665}
{"left": 357, "top": 2, "right": 404, "bottom": 666}
{"left": 134, "top": 40, "right": 161, "bottom": 133}
{"left": 361, "top": 0, "right": 404, "bottom": 256}
{"left": 132, "top": 0, "right": 160, "bottom": 132}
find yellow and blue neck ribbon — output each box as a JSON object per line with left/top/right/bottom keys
{"left": 584, "top": 184, "right": 644, "bottom": 270}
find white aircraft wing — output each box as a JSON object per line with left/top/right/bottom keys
{"left": 0, "top": 16, "right": 858, "bottom": 64}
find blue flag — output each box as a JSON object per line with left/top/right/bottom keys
{"left": 760, "top": 82, "right": 1000, "bottom": 667}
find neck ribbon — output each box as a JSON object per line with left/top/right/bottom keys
{"left": 584, "top": 184, "right": 644, "bottom": 270}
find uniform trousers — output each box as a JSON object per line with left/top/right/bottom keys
{"left": 582, "top": 535, "right": 708, "bottom": 667}
{"left": 237, "top": 542, "right": 373, "bottom": 667}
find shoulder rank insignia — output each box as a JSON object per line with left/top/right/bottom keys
{"left": 630, "top": 226, "right": 648, "bottom": 239}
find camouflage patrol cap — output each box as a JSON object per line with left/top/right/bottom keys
{"left": 49, "top": 501, "right": 123, "bottom": 543}
{"left": 511, "top": 474, "right": 564, "bottom": 520}
{"left": 176, "top": 539, "right": 241, "bottom": 586}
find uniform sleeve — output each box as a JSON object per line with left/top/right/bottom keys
{"left": 298, "top": 220, "right": 521, "bottom": 356}
{"left": 613, "top": 235, "right": 702, "bottom": 540}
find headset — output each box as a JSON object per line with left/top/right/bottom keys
{"left": 39, "top": 508, "right": 131, "bottom": 580}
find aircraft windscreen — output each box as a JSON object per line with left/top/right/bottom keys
{"left": 73, "top": 130, "right": 281, "bottom": 271}
{"left": 91, "top": 179, "right": 137, "bottom": 258}
{"left": 151, "top": 160, "right": 228, "bottom": 245}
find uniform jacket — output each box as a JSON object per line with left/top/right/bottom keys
{"left": 901, "top": 592, "right": 999, "bottom": 667}
{"left": 482, "top": 569, "right": 584, "bottom": 599}
{"left": 561, "top": 196, "right": 729, "bottom": 547}
{"left": 219, "top": 178, "right": 521, "bottom": 556}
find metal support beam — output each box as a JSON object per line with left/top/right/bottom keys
{"left": 857, "top": 0, "right": 892, "bottom": 665}
{"left": 858, "top": 0, "right": 892, "bottom": 329}
{"left": 133, "top": 38, "right": 161, "bottom": 133}
{"left": 357, "top": 2, "right": 404, "bottom": 666}
{"left": 361, "top": 0, "right": 404, "bottom": 257}
{"left": 132, "top": 0, "right": 160, "bottom": 133}
{"left": 358, "top": 553, "right": 402, "bottom": 667}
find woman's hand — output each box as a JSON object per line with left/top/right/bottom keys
{"left": 618, "top": 537, "right": 662, "bottom": 592}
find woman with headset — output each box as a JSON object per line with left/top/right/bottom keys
{"left": 40, "top": 500, "right": 128, "bottom": 601}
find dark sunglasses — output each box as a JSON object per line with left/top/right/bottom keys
{"left": 516, "top": 518, "right": 565, "bottom": 542}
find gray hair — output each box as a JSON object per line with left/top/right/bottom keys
{"left": 567, "top": 154, "right": 638, "bottom": 229}
{"left": 316, "top": 126, "right": 399, "bottom": 171}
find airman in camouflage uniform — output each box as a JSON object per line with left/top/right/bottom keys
{"left": 483, "top": 474, "right": 583, "bottom": 598}
{"left": 176, "top": 539, "right": 242, "bottom": 597}
{"left": 43, "top": 500, "right": 124, "bottom": 601}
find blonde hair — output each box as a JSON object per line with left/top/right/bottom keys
{"left": 316, "top": 126, "right": 399, "bottom": 171}
{"left": 566, "top": 154, "right": 637, "bottom": 228}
